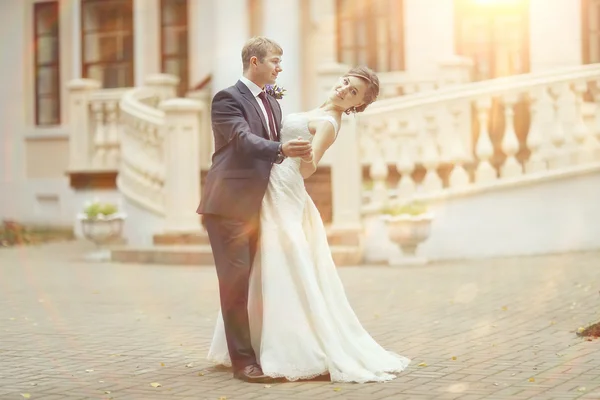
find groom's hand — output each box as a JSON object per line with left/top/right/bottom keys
{"left": 282, "top": 138, "right": 312, "bottom": 158}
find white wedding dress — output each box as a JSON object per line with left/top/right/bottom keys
{"left": 207, "top": 113, "right": 411, "bottom": 382}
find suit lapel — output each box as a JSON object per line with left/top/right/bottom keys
{"left": 235, "top": 80, "right": 270, "bottom": 140}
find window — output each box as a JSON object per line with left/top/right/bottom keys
{"left": 455, "top": 0, "right": 529, "bottom": 80}
{"left": 336, "top": 0, "right": 405, "bottom": 72}
{"left": 81, "top": 0, "right": 134, "bottom": 88}
{"left": 160, "top": 0, "right": 189, "bottom": 96}
{"left": 583, "top": 0, "right": 600, "bottom": 63}
{"left": 34, "top": 1, "right": 60, "bottom": 126}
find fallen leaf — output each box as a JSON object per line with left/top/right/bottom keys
{"left": 451, "top": 356, "right": 457, "bottom": 361}
{"left": 185, "top": 362, "right": 194, "bottom": 368}
{"left": 264, "top": 384, "right": 272, "bottom": 388}
{"left": 511, "top": 373, "right": 516, "bottom": 376}
{"left": 550, "top": 321, "right": 556, "bottom": 325}
{"left": 528, "top": 378, "right": 535, "bottom": 382}
{"left": 333, "top": 387, "right": 342, "bottom": 392}
{"left": 150, "top": 382, "right": 161, "bottom": 388}
{"left": 20, "top": 394, "right": 31, "bottom": 399}
{"left": 578, "top": 387, "right": 586, "bottom": 392}
{"left": 197, "top": 372, "right": 204, "bottom": 376}
{"left": 104, "top": 391, "right": 111, "bottom": 394}
{"left": 160, "top": 363, "right": 165, "bottom": 367}
{"left": 85, "top": 369, "right": 94, "bottom": 373}
{"left": 501, "top": 306, "right": 508, "bottom": 311}
{"left": 577, "top": 327, "right": 585, "bottom": 333}
{"left": 218, "top": 397, "right": 227, "bottom": 400}
{"left": 417, "top": 362, "right": 427, "bottom": 367}
{"left": 493, "top": 383, "right": 499, "bottom": 386}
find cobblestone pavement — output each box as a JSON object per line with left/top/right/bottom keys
{"left": 1, "top": 241, "right": 600, "bottom": 400}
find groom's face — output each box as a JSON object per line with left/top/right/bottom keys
{"left": 255, "top": 50, "right": 283, "bottom": 87}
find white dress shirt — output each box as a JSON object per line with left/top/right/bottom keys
{"left": 239, "top": 76, "right": 274, "bottom": 139}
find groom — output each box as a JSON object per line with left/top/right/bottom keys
{"left": 197, "top": 37, "right": 312, "bottom": 383}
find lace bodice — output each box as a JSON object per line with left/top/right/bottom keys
{"left": 279, "top": 113, "right": 339, "bottom": 144}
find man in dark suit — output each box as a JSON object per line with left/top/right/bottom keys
{"left": 197, "top": 37, "right": 312, "bottom": 383}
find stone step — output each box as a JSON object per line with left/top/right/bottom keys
{"left": 152, "top": 227, "right": 360, "bottom": 247}
{"left": 110, "top": 244, "right": 362, "bottom": 266}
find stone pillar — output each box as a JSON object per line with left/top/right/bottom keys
{"left": 66, "top": 79, "right": 101, "bottom": 171}
{"left": 530, "top": 0, "right": 582, "bottom": 71}
{"left": 330, "top": 116, "right": 362, "bottom": 230}
{"left": 145, "top": 74, "right": 180, "bottom": 103}
{"left": 212, "top": 0, "right": 249, "bottom": 96}
{"left": 160, "top": 98, "right": 204, "bottom": 232}
{"left": 189, "top": 0, "right": 214, "bottom": 87}
{"left": 134, "top": 0, "right": 161, "bottom": 86}
{"left": 312, "top": 0, "right": 342, "bottom": 108}
{"left": 261, "top": 0, "right": 302, "bottom": 114}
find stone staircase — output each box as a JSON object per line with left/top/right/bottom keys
{"left": 110, "top": 228, "right": 363, "bottom": 266}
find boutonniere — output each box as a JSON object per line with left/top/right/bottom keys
{"left": 265, "top": 84, "right": 286, "bottom": 100}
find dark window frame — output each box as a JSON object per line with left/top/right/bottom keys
{"left": 160, "top": 0, "right": 189, "bottom": 96}
{"left": 336, "top": 0, "right": 405, "bottom": 72}
{"left": 81, "top": 0, "right": 135, "bottom": 88}
{"left": 34, "top": 1, "right": 61, "bottom": 126}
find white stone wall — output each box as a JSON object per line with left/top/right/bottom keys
{"left": 365, "top": 170, "right": 600, "bottom": 262}
{"left": 529, "top": 0, "right": 583, "bottom": 71}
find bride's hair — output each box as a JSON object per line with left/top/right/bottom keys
{"left": 344, "top": 66, "right": 380, "bottom": 114}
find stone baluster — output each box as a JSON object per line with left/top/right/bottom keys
{"left": 548, "top": 84, "right": 570, "bottom": 169}
{"left": 420, "top": 112, "right": 443, "bottom": 193}
{"left": 525, "top": 87, "right": 551, "bottom": 173}
{"left": 592, "top": 80, "right": 600, "bottom": 160}
{"left": 91, "top": 101, "right": 107, "bottom": 168}
{"left": 448, "top": 104, "right": 470, "bottom": 188}
{"left": 160, "top": 98, "right": 203, "bottom": 232}
{"left": 572, "top": 81, "right": 600, "bottom": 164}
{"left": 474, "top": 97, "right": 497, "bottom": 183}
{"left": 500, "top": 93, "right": 523, "bottom": 178}
{"left": 105, "top": 101, "right": 120, "bottom": 168}
{"left": 369, "top": 129, "right": 390, "bottom": 207}
{"left": 394, "top": 119, "right": 417, "bottom": 199}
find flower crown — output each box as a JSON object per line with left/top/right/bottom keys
{"left": 265, "top": 84, "right": 286, "bottom": 100}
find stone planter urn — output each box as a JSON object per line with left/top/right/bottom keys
{"left": 381, "top": 202, "right": 433, "bottom": 266}
{"left": 77, "top": 201, "right": 126, "bottom": 261}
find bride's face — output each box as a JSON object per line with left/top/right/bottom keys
{"left": 329, "top": 76, "right": 367, "bottom": 111}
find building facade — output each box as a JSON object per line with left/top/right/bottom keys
{"left": 0, "top": 0, "right": 597, "bottom": 231}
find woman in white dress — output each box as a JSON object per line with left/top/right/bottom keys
{"left": 208, "top": 66, "right": 411, "bottom": 383}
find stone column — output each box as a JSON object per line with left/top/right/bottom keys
{"left": 212, "top": 0, "right": 249, "bottom": 96}
{"left": 66, "top": 79, "right": 101, "bottom": 171}
{"left": 330, "top": 116, "right": 362, "bottom": 230}
{"left": 160, "top": 98, "right": 204, "bottom": 232}
{"left": 261, "top": 0, "right": 302, "bottom": 114}
{"left": 188, "top": 0, "right": 214, "bottom": 87}
{"left": 133, "top": 0, "right": 160, "bottom": 86}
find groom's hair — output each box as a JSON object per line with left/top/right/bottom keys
{"left": 241, "top": 36, "right": 283, "bottom": 72}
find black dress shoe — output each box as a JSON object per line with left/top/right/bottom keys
{"left": 233, "top": 364, "right": 273, "bottom": 383}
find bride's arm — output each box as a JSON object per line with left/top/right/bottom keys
{"left": 299, "top": 121, "right": 336, "bottom": 179}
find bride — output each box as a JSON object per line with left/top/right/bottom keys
{"left": 208, "top": 66, "right": 411, "bottom": 383}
